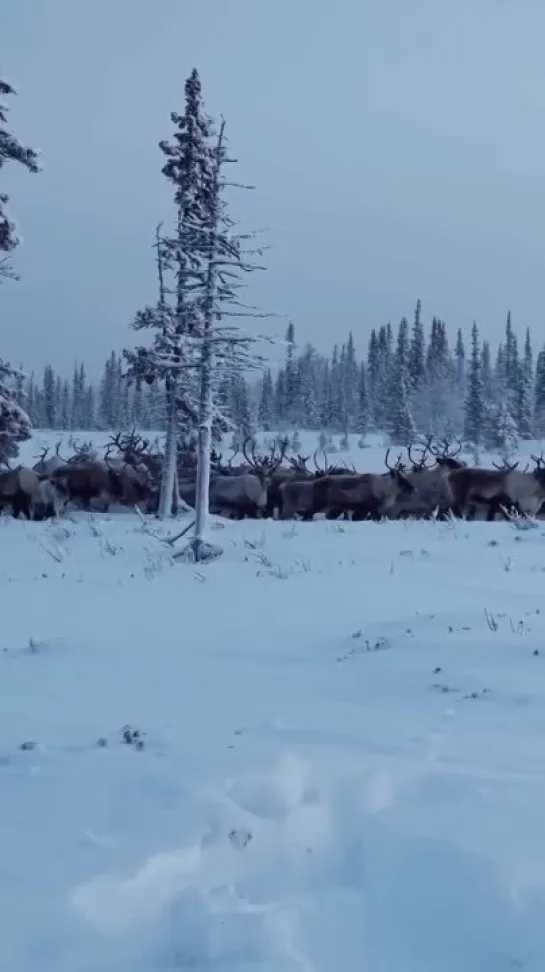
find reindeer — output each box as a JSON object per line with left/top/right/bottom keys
{"left": 427, "top": 436, "right": 465, "bottom": 471}
{"left": 265, "top": 447, "right": 312, "bottom": 519}
{"left": 101, "top": 440, "right": 157, "bottom": 510}
{"left": 209, "top": 437, "right": 287, "bottom": 519}
{"left": 0, "top": 465, "right": 43, "bottom": 519}
{"left": 279, "top": 451, "right": 357, "bottom": 521}
{"left": 310, "top": 449, "right": 415, "bottom": 521}
{"left": 310, "top": 450, "right": 358, "bottom": 519}
{"left": 387, "top": 438, "right": 465, "bottom": 519}
{"left": 279, "top": 477, "right": 315, "bottom": 520}
{"left": 49, "top": 457, "right": 114, "bottom": 512}
{"left": 445, "top": 454, "right": 545, "bottom": 521}
{"left": 64, "top": 439, "right": 98, "bottom": 464}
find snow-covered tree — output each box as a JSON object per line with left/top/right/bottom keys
{"left": 296, "top": 345, "right": 320, "bottom": 428}
{"left": 490, "top": 400, "right": 519, "bottom": 457}
{"left": 534, "top": 347, "right": 545, "bottom": 438}
{"left": 43, "top": 364, "right": 56, "bottom": 428}
{"left": 0, "top": 78, "right": 40, "bottom": 278}
{"left": 464, "top": 322, "right": 484, "bottom": 445}
{"left": 178, "top": 118, "right": 272, "bottom": 562}
{"left": 283, "top": 321, "right": 298, "bottom": 424}
{"left": 355, "top": 361, "right": 369, "bottom": 443}
{"left": 515, "top": 327, "right": 533, "bottom": 438}
{"left": 230, "top": 372, "right": 253, "bottom": 441}
{"left": 258, "top": 367, "right": 275, "bottom": 430}
{"left": 408, "top": 298, "right": 426, "bottom": 392}
{"left": 388, "top": 317, "right": 415, "bottom": 443}
{"left": 0, "top": 359, "right": 31, "bottom": 462}
{"left": 454, "top": 327, "right": 465, "bottom": 390}
{"left": 124, "top": 70, "right": 215, "bottom": 516}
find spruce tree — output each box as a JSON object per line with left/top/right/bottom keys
{"left": 464, "top": 322, "right": 484, "bottom": 445}
{"left": 43, "top": 365, "right": 56, "bottom": 428}
{"left": 258, "top": 367, "right": 275, "bottom": 430}
{"left": 0, "top": 359, "right": 31, "bottom": 462}
{"left": 503, "top": 311, "right": 520, "bottom": 415}
{"left": 516, "top": 328, "right": 533, "bottom": 438}
{"left": 454, "top": 328, "right": 465, "bottom": 389}
{"left": 274, "top": 369, "right": 286, "bottom": 425}
{"left": 296, "top": 346, "right": 319, "bottom": 429}
{"left": 125, "top": 69, "right": 214, "bottom": 516}
{"left": 409, "top": 298, "right": 426, "bottom": 391}
{"left": 0, "top": 78, "right": 39, "bottom": 278}
{"left": 375, "top": 325, "right": 392, "bottom": 429}
{"left": 284, "top": 321, "right": 298, "bottom": 423}
{"left": 344, "top": 331, "right": 359, "bottom": 426}
{"left": 367, "top": 329, "right": 379, "bottom": 428}
{"left": 182, "top": 117, "right": 271, "bottom": 561}
{"left": 355, "top": 361, "right": 369, "bottom": 442}
{"left": 534, "top": 347, "right": 545, "bottom": 437}
{"left": 388, "top": 317, "right": 415, "bottom": 443}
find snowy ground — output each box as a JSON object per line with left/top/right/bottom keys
{"left": 3, "top": 488, "right": 545, "bottom": 969}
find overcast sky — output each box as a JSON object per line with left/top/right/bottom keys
{"left": 3, "top": 0, "right": 545, "bottom": 376}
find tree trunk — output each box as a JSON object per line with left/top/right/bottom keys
{"left": 192, "top": 342, "right": 213, "bottom": 560}
{"left": 183, "top": 122, "right": 227, "bottom": 563}
{"left": 158, "top": 379, "right": 177, "bottom": 517}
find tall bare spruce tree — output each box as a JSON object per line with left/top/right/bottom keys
{"left": 179, "top": 118, "right": 271, "bottom": 562}
{"left": 125, "top": 70, "right": 271, "bottom": 542}
{"left": 124, "top": 70, "right": 213, "bottom": 517}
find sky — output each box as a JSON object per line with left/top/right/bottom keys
{"left": 2, "top": 0, "right": 545, "bottom": 378}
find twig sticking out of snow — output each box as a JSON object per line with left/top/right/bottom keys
{"left": 133, "top": 505, "right": 195, "bottom": 546}
{"left": 501, "top": 506, "right": 540, "bottom": 530}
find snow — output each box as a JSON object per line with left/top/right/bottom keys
{"left": 3, "top": 431, "right": 545, "bottom": 969}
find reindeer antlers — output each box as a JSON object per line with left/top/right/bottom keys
{"left": 242, "top": 436, "right": 287, "bottom": 476}
{"left": 313, "top": 449, "right": 329, "bottom": 474}
{"left": 384, "top": 448, "right": 405, "bottom": 472}
{"left": 429, "top": 436, "right": 462, "bottom": 459}
{"left": 55, "top": 439, "right": 69, "bottom": 463}
{"left": 407, "top": 443, "right": 429, "bottom": 470}
{"left": 288, "top": 453, "right": 311, "bottom": 472}
{"left": 108, "top": 429, "right": 150, "bottom": 458}
{"left": 492, "top": 459, "right": 519, "bottom": 472}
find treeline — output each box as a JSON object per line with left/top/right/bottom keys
{"left": 17, "top": 303, "right": 545, "bottom": 452}
{"left": 258, "top": 305, "right": 544, "bottom": 450}
{"left": 21, "top": 353, "right": 165, "bottom": 431}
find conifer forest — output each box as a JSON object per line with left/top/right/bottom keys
{"left": 15, "top": 308, "right": 545, "bottom": 455}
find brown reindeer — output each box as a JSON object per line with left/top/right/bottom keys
{"left": 387, "top": 438, "right": 466, "bottom": 519}
{"left": 0, "top": 465, "right": 43, "bottom": 519}
{"left": 310, "top": 449, "right": 415, "bottom": 521}
{"left": 445, "top": 454, "right": 545, "bottom": 521}
{"left": 265, "top": 448, "right": 313, "bottom": 519}
{"left": 50, "top": 458, "right": 113, "bottom": 512}
{"left": 209, "top": 437, "right": 288, "bottom": 519}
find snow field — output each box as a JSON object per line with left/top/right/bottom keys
{"left": 2, "top": 505, "right": 545, "bottom": 969}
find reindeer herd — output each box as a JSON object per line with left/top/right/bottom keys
{"left": 1, "top": 430, "right": 545, "bottom": 524}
